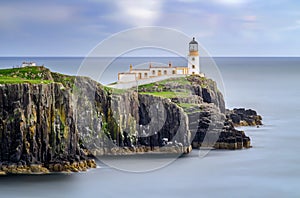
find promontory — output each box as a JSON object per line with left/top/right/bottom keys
{"left": 0, "top": 66, "right": 262, "bottom": 174}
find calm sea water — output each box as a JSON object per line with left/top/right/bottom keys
{"left": 0, "top": 57, "right": 299, "bottom": 198}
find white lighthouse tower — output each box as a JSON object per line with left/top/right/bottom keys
{"left": 187, "top": 37, "right": 200, "bottom": 75}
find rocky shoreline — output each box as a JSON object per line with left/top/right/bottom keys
{"left": 0, "top": 67, "right": 262, "bottom": 174}
{"left": 0, "top": 159, "right": 96, "bottom": 175}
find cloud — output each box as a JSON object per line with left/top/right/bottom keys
{"left": 281, "top": 20, "right": 300, "bottom": 31}
{"left": 0, "top": 3, "right": 80, "bottom": 30}
{"left": 109, "top": 0, "right": 164, "bottom": 26}
{"left": 243, "top": 15, "right": 257, "bottom": 22}
{"left": 214, "top": 0, "right": 249, "bottom": 6}
{"left": 176, "top": 0, "right": 251, "bottom": 6}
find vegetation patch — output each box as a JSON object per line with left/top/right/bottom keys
{"left": 138, "top": 77, "right": 190, "bottom": 91}
{"left": 51, "top": 72, "right": 75, "bottom": 87}
{"left": 0, "top": 76, "right": 52, "bottom": 84}
{"left": 140, "top": 91, "right": 191, "bottom": 98}
{"left": 0, "top": 66, "right": 78, "bottom": 85}
{"left": 0, "top": 66, "right": 53, "bottom": 84}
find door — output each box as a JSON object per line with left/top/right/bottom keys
{"left": 158, "top": 70, "right": 162, "bottom": 76}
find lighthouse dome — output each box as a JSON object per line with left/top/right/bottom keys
{"left": 189, "top": 37, "right": 198, "bottom": 44}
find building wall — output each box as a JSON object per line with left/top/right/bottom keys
{"left": 118, "top": 67, "right": 179, "bottom": 83}
{"left": 118, "top": 73, "right": 136, "bottom": 82}
{"left": 22, "top": 62, "right": 37, "bottom": 67}
{"left": 175, "top": 67, "right": 189, "bottom": 75}
{"left": 130, "top": 70, "right": 150, "bottom": 79}
{"left": 149, "top": 67, "right": 175, "bottom": 77}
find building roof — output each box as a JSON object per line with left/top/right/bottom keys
{"left": 189, "top": 37, "right": 198, "bottom": 44}
{"left": 174, "top": 66, "right": 188, "bottom": 69}
{"left": 118, "top": 72, "right": 136, "bottom": 75}
{"left": 150, "top": 66, "right": 172, "bottom": 69}
{"left": 131, "top": 69, "right": 150, "bottom": 71}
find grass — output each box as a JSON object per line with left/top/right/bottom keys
{"left": 103, "top": 86, "right": 127, "bottom": 95}
{"left": 158, "top": 77, "right": 191, "bottom": 85}
{"left": 138, "top": 77, "right": 191, "bottom": 91}
{"left": 0, "top": 66, "right": 40, "bottom": 75}
{"left": 140, "top": 91, "right": 191, "bottom": 98}
{"left": 51, "top": 72, "right": 74, "bottom": 87}
{"left": 0, "top": 66, "right": 78, "bottom": 85}
{"left": 0, "top": 76, "right": 52, "bottom": 84}
{"left": 0, "top": 66, "right": 54, "bottom": 84}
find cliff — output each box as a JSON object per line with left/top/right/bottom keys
{"left": 0, "top": 66, "right": 262, "bottom": 174}
{"left": 0, "top": 67, "right": 96, "bottom": 174}
{"left": 136, "top": 75, "right": 257, "bottom": 150}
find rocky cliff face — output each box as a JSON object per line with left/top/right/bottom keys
{"left": 136, "top": 75, "right": 254, "bottom": 150}
{"left": 75, "top": 78, "right": 192, "bottom": 156}
{"left": 0, "top": 82, "right": 96, "bottom": 174}
{"left": 0, "top": 67, "right": 261, "bottom": 174}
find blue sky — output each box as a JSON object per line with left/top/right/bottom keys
{"left": 1, "top": 0, "right": 300, "bottom": 56}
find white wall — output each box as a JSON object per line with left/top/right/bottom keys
{"left": 130, "top": 70, "right": 150, "bottom": 79}
{"left": 149, "top": 67, "right": 175, "bottom": 77}
{"left": 118, "top": 73, "right": 136, "bottom": 82}
{"left": 187, "top": 55, "right": 200, "bottom": 74}
{"left": 176, "top": 70, "right": 183, "bottom": 74}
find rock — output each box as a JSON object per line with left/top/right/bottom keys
{"left": 230, "top": 113, "right": 241, "bottom": 124}
{"left": 0, "top": 171, "right": 6, "bottom": 175}
{"left": 29, "top": 164, "right": 42, "bottom": 173}
{"left": 53, "top": 164, "right": 63, "bottom": 172}
{"left": 243, "top": 137, "right": 251, "bottom": 148}
{"left": 226, "top": 108, "right": 263, "bottom": 127}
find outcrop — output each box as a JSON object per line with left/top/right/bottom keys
{"left": 226, "top": 108, "right": 263, "bottom": 127}
{"left": 0, "top": 67, "right": 262, "bottom": 174}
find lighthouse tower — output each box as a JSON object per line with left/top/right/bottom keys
{"left": 187, "top": 37, "right": 200, "bottom": 75}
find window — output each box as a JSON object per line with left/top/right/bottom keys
{"left": 164, "top": 70, "right": 167, "bottom": 75}
{"left": 138, "top": 73, "right": 142, "bottom": 79}
{"left": 152, "top": 70, "right": 155, "bottom": 75}
{"left": 192, "top": 65, "right": 195, "bottom": 69}
{"left": 192, "top": 57, "right": 195, "bottom": 61}
{"left": 192, "top": 72, "right": 195, "bottom": 75}
{"left": 144, "top": 73, "right": 148, "bottom": 78}
{"left": 172, "top": 70, "right": 176, "bottom": 74}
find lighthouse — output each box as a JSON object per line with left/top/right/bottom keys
{"left": 187, "top": 37, "right": 200, "bottom": 75}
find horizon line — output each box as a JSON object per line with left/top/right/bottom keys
{"left": 1, "top": 56, "right": 300, "bottom": 58}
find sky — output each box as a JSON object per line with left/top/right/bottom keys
{"left": 1, "top": 0, "right": 300, "bottom": 57}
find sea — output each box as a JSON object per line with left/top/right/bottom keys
{"left": 0, "top": 57, "right": 299, "bottom": 198}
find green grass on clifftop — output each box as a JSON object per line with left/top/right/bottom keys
{"left": 138, "top": 77, "right": 190, "bottom": 90}
{"left": 0, "top": 66, "right": 53, "bottom": 84}
{"left": 140, "top": 91, "right": 191, "bottom": 98}
{"left": 0, "top": 76, "right": 52, "bottom": 84}
{"left": 0, "top": 66, "right": 76, "bottom": 86}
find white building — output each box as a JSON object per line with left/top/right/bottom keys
{"left": 118, "top": 37, "right": 202, "bottom": 83}
{"left": 21, "top": 62, "right": 37, "bottom": 67}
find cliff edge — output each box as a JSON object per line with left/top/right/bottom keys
{"left": 0, "top": 66, "right": 262, "bottom": 174}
